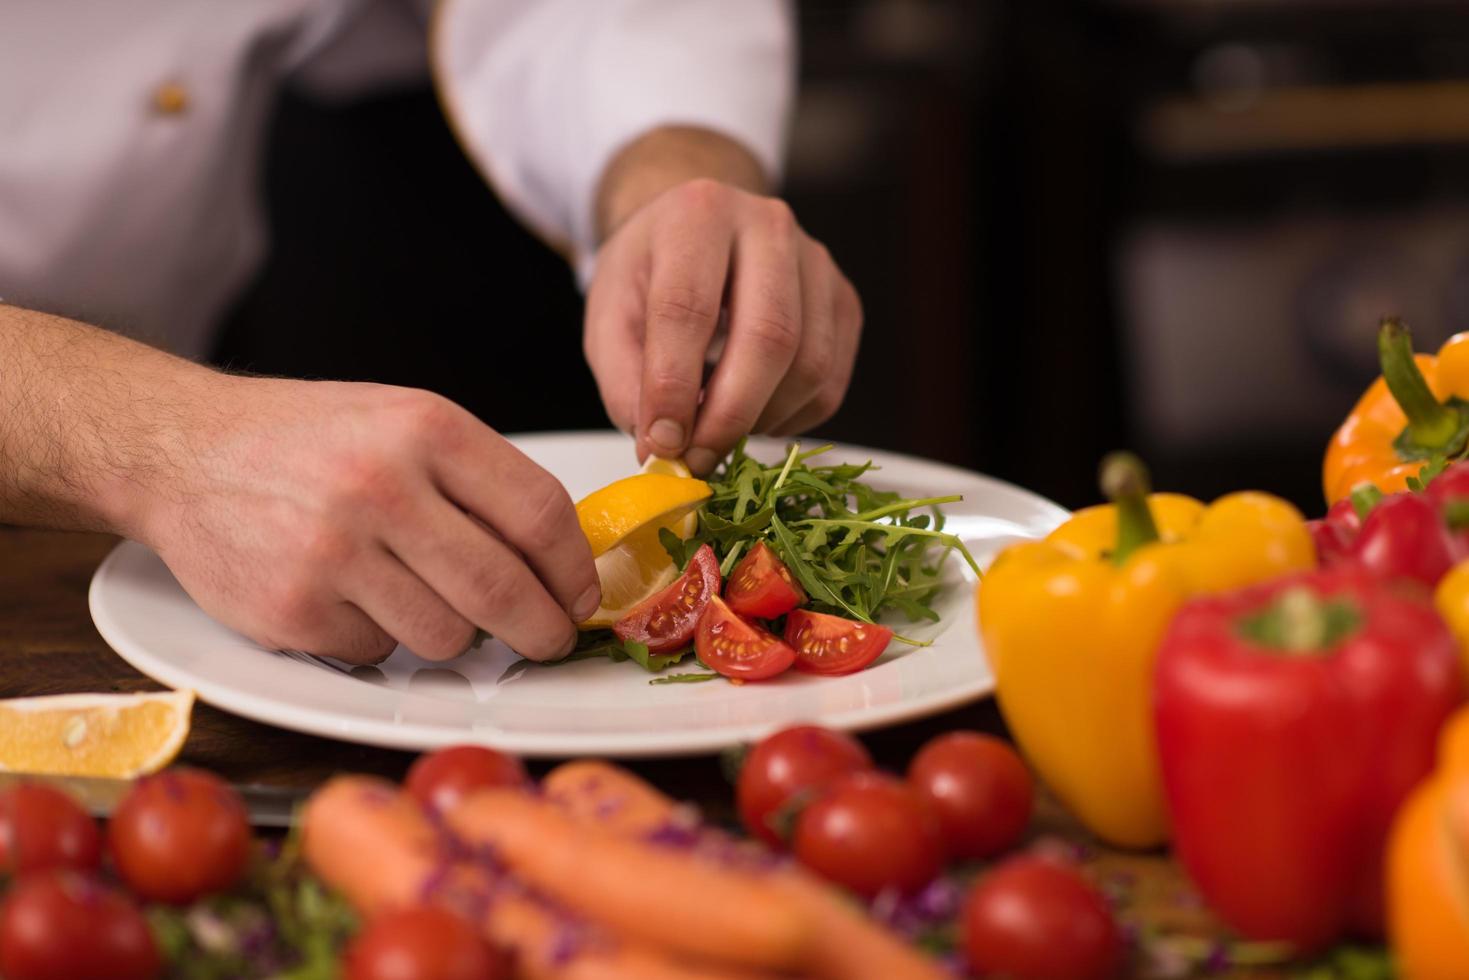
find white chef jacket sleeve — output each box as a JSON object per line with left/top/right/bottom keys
{"left": 430, "top": 0, "right": 795, "bottom": 281}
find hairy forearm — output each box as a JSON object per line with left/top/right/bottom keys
{"left": 593, "top": 125, "right": 769, "bottom": 244}
{"left": 0, "top": 305, "right": 217, "bottom": 536}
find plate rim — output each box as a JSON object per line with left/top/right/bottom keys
{"left": 88, "top": 431, "right": 1067, "bottom": 758}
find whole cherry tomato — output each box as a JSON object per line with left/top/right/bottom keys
{"left": 907, "top": 731, "right": 1033, "bottom": 860}
{"left": 406, "top": 746, "right": 529, "bottom": 816}
{"left": 737, "top": 725, "right": 873, "bottom": 847}
{"left": 963, "top": 855, "right": 1123, "bottom": 980}
{"left": 0, "top": 783, "right": 101, "bottom": 874}
{"left": 343, "top": 906, "right": 503, "bottom": 980}
{"left": 107, "top": 768, "right": 250, "bottom": 904}
{"left": 0, "top": 870, "right": 160, "bottom": 980}
{"left": 792, "top": 772, "right": 944, "bottom": 897}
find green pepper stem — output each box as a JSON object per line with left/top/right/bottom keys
{"left": 1100, "top": 452, "right": 1160, "bottom": 565}
{"left": 1237, "top": 586, "right": 1361, "bottom": 654}
{"left": 1380, "top": 318, "right": 1462, "bottom": 448}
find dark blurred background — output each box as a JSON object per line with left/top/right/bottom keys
{"left": 215, "top": 0, "right": 1469, "bottom": 514}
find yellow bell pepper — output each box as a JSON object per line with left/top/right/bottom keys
{"left": 1436, "top": 561, "right": 1469, "bottom": 682}
{"left": 1387, "top": 708, "right": 1469, "bottom": 980}
{"left": 977, "top": 454, "right": 1315, "bottom": 849}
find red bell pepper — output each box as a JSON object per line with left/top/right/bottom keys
{"left": 1308, "top": 462, "right": 1469, "bottom": 587}
{"left": 1154, "top": 567, "right": 1463, "bottom": 952}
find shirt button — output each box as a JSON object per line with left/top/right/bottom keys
{"left": 151, "top": 82, "right": 189, "bottom": 115}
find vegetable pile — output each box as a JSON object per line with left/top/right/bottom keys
{"left": 976, "top": 317, "right": 1469, "bottom": 977}
{"left": 567, "top": 440, "right": 980, "bottom": 684}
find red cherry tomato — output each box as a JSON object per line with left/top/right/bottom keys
{"left": 963, "top": 855, "right": 1123, "bottom": 980}
{"left": 613, "top": 544, "right": 722, "bottom": 653}
{"left": 0, "top": 783, "right": 101, "bottom": 875}
{"left": 724, "top": 542, "right": 806, "bottom": 619}
{"left": 1350, "top": 492, "right": 1460, "bottom": 587}
{"left": 737, "top": 725, "right": 873, "bottom": 848}
{"left": 695, "top": 596, "right": 796, "bottom": 680}
{"left": 792, "top": 772, "right": 944, "bottom": 898}
{"left": 107, "top": 768, "right": 250, "bottom": 904}
{"left": 405, "top": 745, "right": 529, "bottom": 816}
{"left": 0, "top": 870, "right": 160, "bottom": 980}
{"left": 783, "top": 609, "right": 893, "bottom": 676}
{"left": 343, "top": 906, "right": 504, "bottom": 980}
{"left": 907, "top": 731, "right": 1034, "bottom": 860}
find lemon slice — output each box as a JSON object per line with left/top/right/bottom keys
{"left": 0, "top": 690, "right": 194, "bottom": 778}
{"left": 575, "top": 471, "right": 710, "bottom": 627}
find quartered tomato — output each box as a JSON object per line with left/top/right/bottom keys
{"left": 695, "top": 596, "right": 796, "bottom": 680}
{"left": 614, "top": 544, "right": 721, "bottom": 653}
{"left": 783, "top": 609, "right": 893, "bottom": 675}
{"left": 725, "top": 542, "right": 806, "bottom": 619}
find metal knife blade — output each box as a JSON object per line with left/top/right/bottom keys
{"left": 0, "top": 772, "right": 308, "bottom": 828}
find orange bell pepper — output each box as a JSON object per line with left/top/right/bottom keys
{"left": 1324, "top": 319, "right": 1469, "bottom": 505}
{"left": 1387, "top": 707, "right": 1469, "bottom": 980}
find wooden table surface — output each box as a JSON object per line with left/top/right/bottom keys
{"left": 0, "top": 526, "right": 1333, "bottom": 978}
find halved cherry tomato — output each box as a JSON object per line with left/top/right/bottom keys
{"left": 725, "top": 542, "right": 806, "bottom": 619}
{"left": 405, "top": 745, "right": 529, "bottom": 816}
{"left": 0, "top": 783, "right": 101, "bottom": 875}
{"left": 614, "top": 544, "right": 721, "bottom": 653}
{"left": 737, "top": 725, "right": 873, "bottom": 848}
{"left": 695, "top": 596, "right": 796, "bottom": 680}
{"left": 783, "top": 609, "right": 893, "bottom": 675}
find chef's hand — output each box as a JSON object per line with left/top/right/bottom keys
{"left": 584, "top": 127, "right": 863, "bottom": 475}
{"left": 148, "top": 377, "right": 599, "bottom": 664}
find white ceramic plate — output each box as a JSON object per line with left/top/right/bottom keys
{"left": 89, "top": 432, "right": 1065, "bottom": 757}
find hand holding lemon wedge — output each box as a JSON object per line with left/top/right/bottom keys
{"left": 573, "top": 457, "right": 711, "bottom": 628}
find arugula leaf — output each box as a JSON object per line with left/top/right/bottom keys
{"left": 665, "top": 440, "right": 980, "bottom": 633}
{"left": 649, "top": 671, "right": 721, "bottom": 685}
{"left": 558, "top": 630, "right": 690, "bottom": 672}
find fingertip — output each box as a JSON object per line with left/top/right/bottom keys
{"left": 685, "top": 447, "right": 719, "bottom": 475}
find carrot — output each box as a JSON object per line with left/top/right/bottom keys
{"left": 542, "top": 759, "right": 682, "bottom": 834}
{"left": 534, "top": 762, "right": 951, "bottom": 980}
{"left": 302, "top": 776, "right": 768, "bottom": 980}
{"left": 447, "top": 788, "right": 807, "bottom": 969}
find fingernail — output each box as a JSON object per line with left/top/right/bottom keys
{"left": 685, "top": 448, "right": 718, "bottom": 474}
{"left": 572, "top": 583, "right": 602, "bottom": 623}
{"left": 648, "top": 418, "right": 685, "bottom": 454}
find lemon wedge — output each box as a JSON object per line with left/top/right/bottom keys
{"left": 575, "top": 469, "right": 710, "bottom": 627}
{"left": 641, "top": 456, "right": 693, "bottom": 478}
{"left": 0, "top": 690, "right": 194, "bottom": 778}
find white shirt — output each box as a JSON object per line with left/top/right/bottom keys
{"left": 0, "top": 0, "right": 794, "bottom": 357}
